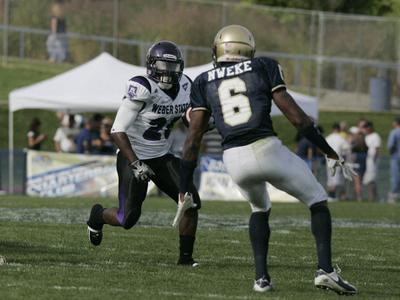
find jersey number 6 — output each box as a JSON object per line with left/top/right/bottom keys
{"left": 218, "top": 77, "right": 252, "bottom": 127}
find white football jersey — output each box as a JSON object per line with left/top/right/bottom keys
{"left": 112, "top": 75, "right": 191, "bottom": 160}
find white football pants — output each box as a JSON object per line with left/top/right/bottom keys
{"left": 223, "top": 136, "right": 327, "bottom": 212}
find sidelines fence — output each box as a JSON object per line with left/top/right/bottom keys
{"left": 1, "top": 0, "right": 400, "bottom": 108}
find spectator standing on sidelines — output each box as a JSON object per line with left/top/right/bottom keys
{"left": 295, "top": 131, "right": 315, "bottom": 170}
{"left": 53, "top": 114, "right": 79, "bottom": 153}
{"left": 326, "top": 123, "right": 351, "bottom": 200}
{"left": 361, "top": 121, "right": 381, "bottom": 201}
{"left": 46, "top": 1, "right": 68, "bottom": 63}
{"left": 387, "top": 117, "right": 400, "bottom": 204}
{"left": 349, "top": 125, "right": 367, "bottom": 201}
{"left": 27, "top": 118, "right": 47, "bottom": 150}
{"left": 75, "top": 116, "right": 102, "bottom": 154}
{"left": 339, "top": 121, "right": 350, "bottom": 141}
{"left": 99, "top": 118, "right": 116, "bottom": 155}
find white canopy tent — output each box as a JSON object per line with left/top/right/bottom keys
{"left": 8, "top": 52, "right": 318, "bottom": 192}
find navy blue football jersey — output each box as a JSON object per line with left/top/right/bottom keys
{"left": 190, "top": 57, "right": 286, "bottom": 149}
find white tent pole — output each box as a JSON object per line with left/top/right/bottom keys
{"left": 8, "top": 108, "right": 14, "bottom": 194}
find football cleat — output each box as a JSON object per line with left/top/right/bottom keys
{"left": 314, "top": 267, "right": 357, "bottom": 295}
{"left": 87, "top": 226, "right": 103, "bottom": 246}
{"left": 172, "top": 193, "right": 197, "bottom": 227}
{"left": 87, "top": 204, "right": 104, "bottom": 246}
{"left": 177, "top": 257, "right": 199, "bottom": 267}
{"left": 253, "top": 276, "right": 273, "bottom": 292}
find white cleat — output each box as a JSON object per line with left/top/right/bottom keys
{"left": 314, "top": 267, "right": 357, "bottom": 295}
{"left": 253, "top": 276, "right": 273, "bottom": 292}
{"left": 172, "top": 192, "right": 197, "bottom": 227}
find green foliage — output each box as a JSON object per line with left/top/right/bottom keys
{"left": 246, "top": 0, "right": 399, "bottom": 16}
{"left": 0, "top": 196, "right": 399, "bottom": 299}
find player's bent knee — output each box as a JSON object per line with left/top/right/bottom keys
{"left": 122, "top": 212, "right": 141, "bottom": 229}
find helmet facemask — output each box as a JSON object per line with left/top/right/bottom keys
{"left": 147, "top": 58, "right": 183, "bottom": 90}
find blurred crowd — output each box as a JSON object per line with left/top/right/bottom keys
{"left": 27, "top": 115, "right": 400, "bottom": 203}
{"left": 27, "top": 112, "right": 116, "bottom": 156}
{"left": 295, "top": 118, "right": 400, "bottom": 204}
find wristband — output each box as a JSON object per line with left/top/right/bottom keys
{"left": 300, "top": 124, "right": 336, "bottom": 156}
{"left": 179, "top": 160, "right": 197, "bottom": 193}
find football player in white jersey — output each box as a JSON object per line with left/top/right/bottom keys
{"left": 86, "top": 41, "right": 200, "bottom": 266}
{"left": 178, "top": 25, "right": 358, "bottom": 293}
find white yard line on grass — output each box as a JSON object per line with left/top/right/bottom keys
{"left": 0, "top": 208, "right": 399, "bottom": 229}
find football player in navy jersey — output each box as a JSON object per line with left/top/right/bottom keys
{"left": 178, "top": 25, "right": 358, "bottom": 293}
{"left": 86, "top": 41, "right": 200, "bottom": 266}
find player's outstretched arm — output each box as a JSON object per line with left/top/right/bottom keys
{"left": 272, "top": 89, "right": 338, "bottom": 160}
{"left": 173, "top": 110, "right": 210, "bottom": 227}
{"left": 273, "top": 89, "right": 357, "bottom": 180}
{"left": 111, "top": 99, "right": 155, "bottom": 182}
{"left": 179, "top": 110, "right": 210, "bottom": 195}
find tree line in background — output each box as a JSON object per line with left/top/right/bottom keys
{"left": 1, "top": 0, "right": 398, "bottom": 65}
{"left": 247, "top": 0, "right": 400, "bottom": 16}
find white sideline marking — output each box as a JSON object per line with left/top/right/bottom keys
{"left": 0, "top": 208, "right": 399, "bottom": 229}
{"left": 360, "top": 254, "right": 386, "bottom": 262}
{"left": 53, "top": 285, "right": 93, "bottom": 291}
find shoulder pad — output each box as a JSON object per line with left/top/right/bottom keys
{"left": 125, "top": 76, "right": 152, "bottom": 102}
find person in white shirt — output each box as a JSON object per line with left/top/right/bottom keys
{"left": 361, "top": 121, "right": 381, "bottom": 201}
{"left": 326, "top": 123, "right": 351, "bottom": 200}
{"left": 53, "top": 114, "right": 79, "bottom": 153}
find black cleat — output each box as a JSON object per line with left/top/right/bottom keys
{"left": 87, "top": 204, "right": 104, "bottom": 246}
{"left": 177, "top": 257, "right": 199, "bottom": 267}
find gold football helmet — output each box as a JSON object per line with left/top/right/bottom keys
{"left": 212, "top": 25, "right": 256, "bottom": 64}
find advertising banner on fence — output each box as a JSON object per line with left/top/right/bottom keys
{"left": 198, "top": 155, "right": 298, "bottom": 203}
{"left": 26, "top": 150, "right": 118, "bottom": 197}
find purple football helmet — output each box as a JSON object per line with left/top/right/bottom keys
{"left": 146, "top": 41, "right": 184, "bottom": 87}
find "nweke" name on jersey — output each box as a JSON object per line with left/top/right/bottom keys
{"left": 207, "top": 61, "right": 252, "bottom": 82}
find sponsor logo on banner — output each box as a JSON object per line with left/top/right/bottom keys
{"left": 198, "top": 155, "right": 298, "bottom": 202}
{"left": 26, "top": 150, "right": 118, "bottom": 197}
{"left": 199, "top": 155, "right": 244, "bottom": 200}
{"left": 200, "top": 155, "right": 226, "bottom": 173}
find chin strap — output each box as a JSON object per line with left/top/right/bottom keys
{"left": 157, "top": 82, "right": 173, "bottom": 90}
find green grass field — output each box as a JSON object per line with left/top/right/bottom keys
{"left": 0, "top": 196, "right": 399, "bottom": 299}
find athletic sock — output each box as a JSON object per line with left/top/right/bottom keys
{"left": 249, "top": 210, "right": 271, "bottom": 281}
{"left": 179, "top": 235, "right": 195, "bottom": 259}
{"left": 89, "top": 204, "right": 105, "bottom": 230}
{"left": 310, "top": 201, "right": 334, "bottom": 273}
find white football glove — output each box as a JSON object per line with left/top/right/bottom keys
{"left": 172, "top": 192, "right": 197, "bottom": 227}
{"left": 130, "top": 160, "right": 155, "bottom": 182}
{"left": 326, "top": 156, "right": 358, "bottom": 181}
